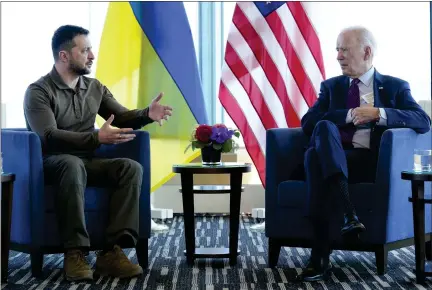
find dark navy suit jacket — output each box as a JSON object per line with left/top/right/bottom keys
{"left": 301, "top": 70, "right": 431, "bottom": 154}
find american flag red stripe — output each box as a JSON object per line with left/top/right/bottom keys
{"left": 219, "top": 81, "right": 267, "bottom": 180}
{"left": 232, "top": 5, "right": 301, "bottom": 128}
{"left": 266, "top": 11, "right": 318, "bottom": 108}
{"left": 225, "top": 42, "right": 279, "bottom": 130}
{"left": 218, "top": 2, "right": 325, "bottom": 185}
{"left": 286, "top": 2, "right": 326, "bottom": 78}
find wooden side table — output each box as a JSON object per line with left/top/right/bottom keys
{"left": 401, "top": 171, "right": 432, "bottom": 284}
{"left": 1, "top": 173, "right": 15, "bottom": 283}
{"left": 173, "top": 162, "right": 251, "bottom": 265}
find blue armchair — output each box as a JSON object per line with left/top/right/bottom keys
{"left": 265, "top": 128, "right": 432, "bottom": 274}
{"left": 1, "top": 129, "right": 151, "bottom": 277}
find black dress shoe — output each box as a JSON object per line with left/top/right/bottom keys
{"left": 295, "top": 255, "right": 332, "bottom": 282}
{"left": 341, "top": 214, "right": 366, "bottom": 236}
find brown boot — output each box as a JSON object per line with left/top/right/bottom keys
{"left": 64, "top": 249, "right": 93, "bottom": 281}
{"left": 95, "top": 245, "right": 143, "bottom": 278}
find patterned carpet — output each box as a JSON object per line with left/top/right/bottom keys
{"left": 2, "top": 214, "right": 431, "bottom": 290}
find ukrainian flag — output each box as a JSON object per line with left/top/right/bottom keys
{"left": 96, "top": 2, "right": 208, "bottom": 192}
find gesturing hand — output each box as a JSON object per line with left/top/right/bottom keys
{"left": 148, "top": 92, "right": 173, "bottom": 126}
{"left": 351, "top": 107, "right": 380, "bottom": 126}
{"left": 98, "top": 114, "right": 136, "bottom": 144}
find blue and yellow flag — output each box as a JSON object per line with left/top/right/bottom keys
{"left": 96, "top": 2, "right": 208, "bottom": 192}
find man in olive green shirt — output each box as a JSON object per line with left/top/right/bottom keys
{"left": 24, "top": 25, "right": 172, "bottom": 281}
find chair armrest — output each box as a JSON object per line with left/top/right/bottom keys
{"left": 1, "top": 129, "right": 45, "bottom": 246}
{"left": 375, "top": 128, "right": 432, "bottom": 241}
{"left": 94, "top": 130, "right": 150, "bottom": 163}
{"left": 94, "top": 130, "right": 151, "bottom": 237}
{"left": 375, "top": 128, "right": 431, "bottom": 189}
{"left": 265, "top": 128, "right": 309, "bottom": 220}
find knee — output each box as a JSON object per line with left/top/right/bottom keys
{"left": 57, "top": 155, "right": 86, "bottom": 185}
{"left": 315, "top": 120, "right": 337, "bottom": 132}
{"left": 119, "top": 159, "right": 143, "bottom": 184}
{"left": 311, "top": 121, "right": 339, "bottom": 141}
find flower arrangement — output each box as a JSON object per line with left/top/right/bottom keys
{"left": 185, "top": 124, "right": 240, "bottom": 153}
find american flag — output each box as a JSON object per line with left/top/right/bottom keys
{"left": 218, "top": 1, "right": 326, "bottom": 185}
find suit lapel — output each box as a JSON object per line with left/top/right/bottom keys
{"left": 338, "top": 76, "right": 350, "bottom": 108}
{"left": 337, "top": 72, "right": 383, "bottom": 108}
{"left": 370, "top": 70, "right": 385, "bottom": 153}
{"left": 373, "top": 70, "right": 384, "bottom": 107}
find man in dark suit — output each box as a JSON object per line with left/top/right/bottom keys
{"left": 296, "top": 26, "right": 431, "bottom": 282}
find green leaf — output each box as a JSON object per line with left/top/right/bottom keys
{"left": 222, "top": 140, "right": 233, "bottom": 153}
{"left": 184, "top": 143, "right": 192, "bottom": 153}
{"left": 213, "top": 143, "right": 223, "bottom": 150}
{"left": 193, "top": 141, "right": 206, "bottom": 149}
{"left": 234, "top": 131, "right": 240, "bottom": 138}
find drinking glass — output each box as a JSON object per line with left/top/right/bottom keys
{"left": 413, "top": 149, "right": 432, "bottom": 172}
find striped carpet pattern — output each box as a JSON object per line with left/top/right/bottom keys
{"left": 2, "top": 214, "right": 431, "bottom": 290}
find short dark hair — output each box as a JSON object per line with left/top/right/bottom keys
{"left": 51, "top": 25, "right": 89, "bottom": 61}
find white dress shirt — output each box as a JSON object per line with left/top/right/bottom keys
{"left": 345, "top": 67, "right": 387, "bottom": 149}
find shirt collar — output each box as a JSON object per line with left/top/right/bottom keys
{"left": 350, "top": 66, "right": 375, "bottom": 87}
{"left": 49, "top": 65, "right": 87, "bottom": 90}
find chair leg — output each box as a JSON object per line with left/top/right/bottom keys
{"left": 426, "top": 240, "right": 432, "bottom": 261}
{"left": 268, "top": 238, "right": 282, "bottom": 268}
{"left": 136, "top": 238, "right": 148, "bottom": 268}
{"left": 30, "top": 251, "right": 44, "bottom": 277}
{"left": 375, "top": 245, "right": 388, "bottom": 275}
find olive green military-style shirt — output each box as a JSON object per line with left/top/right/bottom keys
{"left": 24, "top": 66, "right": 154, "bottom": 156}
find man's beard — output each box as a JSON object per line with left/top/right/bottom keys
{"left": 69, "top": 61, "right": 90, "bottom": 76}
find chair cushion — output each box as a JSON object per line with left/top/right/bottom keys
{"left": 45, "top": 186, "right": 111, "bottom": 212}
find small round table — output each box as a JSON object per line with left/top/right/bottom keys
{"left": 172, "top": 162, "right": 251, "bottom": 265}
{"left": 401, "top": 170, "right": 432, "bottom": 284}
{"left": 1, "top": 173, "right": 15, "bottom": 283}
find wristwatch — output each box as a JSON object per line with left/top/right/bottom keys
{"left": 375, "top": 108, "right": 382, "bottom": 123}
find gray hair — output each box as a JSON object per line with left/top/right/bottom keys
{"left": 341, "top": 26, "right": 377, "bottom": 58}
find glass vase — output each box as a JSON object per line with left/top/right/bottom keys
{"left": 201, "top": 146, "right": 222, "bottom": 165}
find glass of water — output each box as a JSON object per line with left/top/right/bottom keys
{"left": 413, "top": 149, "right": 432, "bottom": 172}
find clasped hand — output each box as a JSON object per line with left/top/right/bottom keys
{"left": 351, "top": 106, "right": 379, "bottom": 126}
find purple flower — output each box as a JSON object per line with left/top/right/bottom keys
{"left": 210, "top": 127, "right": 234, "bottom": 144}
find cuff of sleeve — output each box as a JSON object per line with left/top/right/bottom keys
{"left": 92, "top": 131, "right": 101, "bottom": 148}
{"left": 346, "top": 109, "right": 353, "bottom": 123}
{"left": 141, "top": 107, "right": 155, "bottom": 124}
{"left": 377, "top": 108, "right": 387, "bottom": 126}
